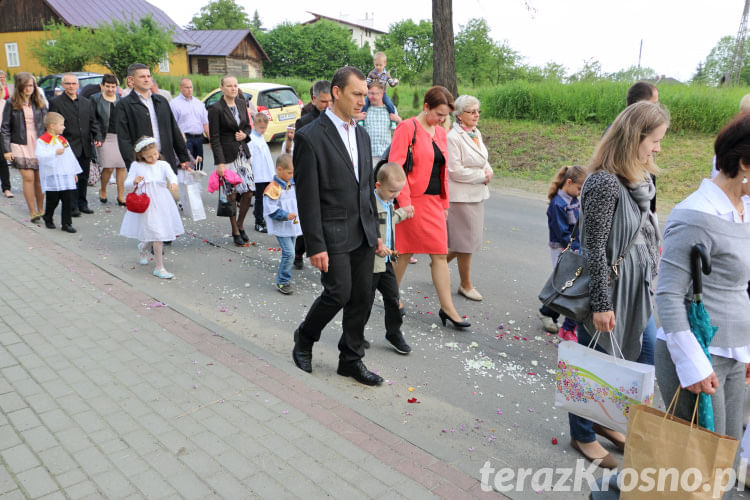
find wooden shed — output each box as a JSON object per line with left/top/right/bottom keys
{"left": 187, "top": 30, "right": 269, "bottom": 79}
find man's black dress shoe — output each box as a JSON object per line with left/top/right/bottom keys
{"left": 44, "top": 219, "right": 55, "bottom": 229}
{"left": 80, "top": 207, "right": 94, "bottom": 214}
{"left": 292, "top": 328, "right": 312, "bottom": 373}
{"left": 61, "top": 225, "right": 77, "bottom": 233}
{"left": 337, "top": 360, "right": 383, "bottom": 386}
{"left": 71, "top": 209, "right": 81, "bottom": 217}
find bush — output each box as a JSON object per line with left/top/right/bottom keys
{"left": 478, "top": 80, "right": 749, "bottom": 134}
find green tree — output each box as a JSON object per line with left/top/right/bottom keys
{"left": 188, "top": 0, "right": 251, "bottom": 30}
{"left": 568, "top": 58, "right": 602, "bottom": 82}
{"left": 701, "top": 35, "right": 750, "bottom": 85}
{"left": 607, "top": 65, "right": 657, "bottom": 82}
{"left": 692, "top": 61, "right": 709, "bottom": 85}
{"left": 250, "top": 9, "right": 263, "bottom": 32}
{"left": 30, "top": 21, "right": 97, "bottom": 73}
{"left": 261, "top": 20, "right": 366, "bottom": 80}
{"left": 375, "top": 19, "right": 433, "bottom": 83}
{"left": 95, "top": 16, "right": 174, "bottom": 82}
{"left": 541, "top": 61, "right": 567, "bottom": 82}
{"left": 488, "top": 40, "right": 521, "bottom": 85}
{"left": 454, "top": 18, "right": 494, "bottom": 86}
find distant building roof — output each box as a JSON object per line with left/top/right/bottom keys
{"left": 187, "top": 30, "right": 269, "bottom": 61}
{"left": 43, "top": 0, "right": 197, "bottom": 46}
{"left": 301, "top": 12, "right": 387, "bottom": 34}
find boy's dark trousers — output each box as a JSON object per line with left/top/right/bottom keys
{"left": 44, "top": 189, "right": 75, "bottom": 226}
{"left": 253, "top": 182, "right": 269, "bottom": 227}
{"left": 369, "top": 261, "right": 402, "bottom": 335}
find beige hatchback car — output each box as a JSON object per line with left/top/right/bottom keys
{"left": 202, "top": 82, "right": 302, "bottom": 142}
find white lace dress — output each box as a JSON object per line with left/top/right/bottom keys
{"left": 120, "top": 160, "right": 184, "bottom": 242}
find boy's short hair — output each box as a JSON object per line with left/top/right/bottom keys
{"left": 368, "top": 81, "right": 385, "bottom": 92}
{"left": 253, "top": 112, "right": 269, "bottom": 125}
{"left": 373, "top": 51, "right": 387, "bottom": 62}
{"left": 101, "top": 74, "right": 118, "bottom": 86}
{"left": 377, "top": 162, "right": 406, "bottom": 185}
{"left": 44, "top": 112, "right": 64, "bottom": 128}
{"left": 276, "top": 153, "right": 293, "bottom": 170}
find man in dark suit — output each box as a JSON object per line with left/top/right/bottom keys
{"left": 293, "top": 80, "right": 332, "bottom": 269}
{"left": 116, "top": 64, "right": 189, "bottom": 174}
{"left": 49, "top": 73, "right": 102, "bottom": 214}
{"left": 292, "top": 67, "right": 383, "bottom": 386}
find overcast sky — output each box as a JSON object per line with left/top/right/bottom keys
{"left": 160, "top": 0, "right": 744, "bottom": 81}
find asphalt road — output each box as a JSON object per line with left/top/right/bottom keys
{"left": 0, "top": 146, "right": 653, "bottom": 499}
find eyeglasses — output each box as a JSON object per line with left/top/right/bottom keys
{"left": 62, "top": 82, "right": 78, "bottom": 85}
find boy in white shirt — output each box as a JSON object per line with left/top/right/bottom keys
{"left": 249, "top": 113, "right": 275, "bottom": 232}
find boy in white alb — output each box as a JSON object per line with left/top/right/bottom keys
{"left": 263, "top": 154, "right": 302, "bottom": 295}
{"left": 36, "top": 112, "right": 82, "bottom": 233}
{"left": 250, "top": 112, "right": 275, "bottom": 232}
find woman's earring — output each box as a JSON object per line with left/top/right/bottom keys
{"left": 744, "top": 176, "right": 748, "bottom": 184}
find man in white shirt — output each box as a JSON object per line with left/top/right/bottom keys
{"left": 249, "top": 113, "right": 275, "bottom": 232}
{"left": 170, "top": 78, "right": 209, "bottom": 168}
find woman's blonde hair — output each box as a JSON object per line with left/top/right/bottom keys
{"left": 548, "top": 165, "right": 586, "bottom": 201}
{"left": 11, "top": 72, "right": 44, "bottom": 110}
{"left": 589, "top": 101, "right": 669, "bottom": 184}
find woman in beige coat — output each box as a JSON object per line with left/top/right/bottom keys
{"left": 446, "top": 95, "right": 493, "bottom": 301}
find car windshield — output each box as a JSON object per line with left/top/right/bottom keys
{"left": 258, "top": 88, "right": 298, "bottom": 109}
{"left": 38, "top": 77, "right": 57, "bottom": 91}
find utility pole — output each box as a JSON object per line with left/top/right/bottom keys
{"left": 637, "top": 39, "right": 643, "bottom": 80}
{"left": 730, "top": 0, "right": 750, "bottom": 85}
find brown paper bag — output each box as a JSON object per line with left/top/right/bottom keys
{"left": 621, "top": 390, "right": 738, "bottom": 499}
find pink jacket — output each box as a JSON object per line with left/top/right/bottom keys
{"left": 207, "top": 169, "right": 242, "bottom": 193}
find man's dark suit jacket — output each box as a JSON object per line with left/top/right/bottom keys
{"left": 115, "top": 90, "right": 189, "bottom": 172}
{"left": 207, "top": 95, "right": 252, "bottom": 165}
{"left": 49, "top": 93, "right": 101, "bottom": 159}
{"left": 295, "top": 106, "right": 320, "bottom": 131}
{"left": 293, "top": 111, "right": 379, "bottom": 256}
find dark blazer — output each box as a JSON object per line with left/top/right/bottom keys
{"left": 207, "top": 95, "right": 252, "bottom": 165}
{"left": 49, "top": 93, "right": 101, "bottom": 159}
{"left": 115, "top": 90, "right": 189, "bottom": 172}
{"left": 295, "top": 105, "right": 319, "bottom": 131}
{"left": 293, "top": 111, "right": 379, "bottom": 256}
{"left": 90, "top": 92, "right": 121, "bottom": 135}
{"left": 1, "top": 101, "right": 47, "bottom": 152}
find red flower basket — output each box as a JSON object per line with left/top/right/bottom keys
{"left": 126, "top": 188, "right": 150, "bottom": 213}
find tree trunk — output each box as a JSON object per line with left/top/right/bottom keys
{"left": 432, "top": 0, "right": 457, "bottom": 97}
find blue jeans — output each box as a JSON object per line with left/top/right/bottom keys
{"left": 276, "top": 236, "right": 295, "bottom": 285}
{"left": 568, "top": 316, "right": 656, "bottom": 442}
{"left": 363, "top": 93, "right": 396, "bottom": 114}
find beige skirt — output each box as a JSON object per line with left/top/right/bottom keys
{"left": 447, "top": 201, "right": 485, "bottom": 253}
{"left": 97, "top": 133, "right": 126, "bottom": 169}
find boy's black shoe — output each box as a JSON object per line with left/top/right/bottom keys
{"left": 276, "top": 283, "right": 293, "bottom": 295}
{"left": 362, "top": 339, "right": 371, "bottom": 349}
{"left": 255, "top": 223, "right": 267, "bottom": 233}
{"left": 293, "top": 257, "right": 303, "bottom": 269}
{"left": 385, "top": 332, "right": 411, "bottom": 354}
{"left": 61, "top": 225, "right": 77, "bottom": 233}
{"left": 71, "top": 209, "right": 81, "bottom": 217}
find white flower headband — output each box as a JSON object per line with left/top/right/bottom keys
{"left": 134, "top": 137, "right": 157, "bottom": 153}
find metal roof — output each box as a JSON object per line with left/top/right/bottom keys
{"left": 187, "top": 30, "right": 269, "bottom": 61}
{"left": 44, "top": 0, "right": 197, "bottom": 46}
{"left": 302, "top": 12, "right": 387, "bottom": 34}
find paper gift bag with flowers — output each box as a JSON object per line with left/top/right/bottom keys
{"left": 555, "top": 336, "right": 655, "bottom": 434}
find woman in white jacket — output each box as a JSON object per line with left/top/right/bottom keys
{"left": 446, "top": 95, "right": 493, "bottom": 301}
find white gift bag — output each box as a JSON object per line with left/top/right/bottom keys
{"left": 178, "top": 170, "right": 206, "bottom": 222}
{"left": 555, "top": 333, "right": 655, "bottom": 434}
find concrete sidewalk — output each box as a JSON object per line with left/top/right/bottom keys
{"left": 0, "top": 211, "right": 499, "bottom": 499}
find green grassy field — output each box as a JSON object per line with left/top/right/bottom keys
{"left": 480, "top": 118, "right": 715, "bottom": 205}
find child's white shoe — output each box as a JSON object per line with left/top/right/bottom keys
{"left": 137, "top": 242, "right": 149, "bottom": 265}
{"left": 153, "top": 268, "right": 174, "bottom": 279}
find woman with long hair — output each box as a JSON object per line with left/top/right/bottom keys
{"left": 568, "top": 101, "right": 668, "bottom": 469}
{"left": 0, "top": 72, "right": 47, "bottom": 221}
{"left": 389, "top": 86, "right": 469, "bottom": 329}
{"left": 208, "top": 75, "right": 254, "bottom": 246}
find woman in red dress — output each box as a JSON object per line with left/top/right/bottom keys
{"left": 389, "top": 86, "right": 469, "bottom": 328}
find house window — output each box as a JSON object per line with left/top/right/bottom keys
{"left": 46, "top": 40, "right": 57, "bottom": 46}
{"left": 5, "top": 43, "right": 19, "bottom": 68}
{"left": 159, "top": 53, "right": 170, "bottom": 73}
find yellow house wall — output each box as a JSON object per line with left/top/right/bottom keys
{"left": 0, "top": 31, "right": 48, "bottom": 75}
{"left": 0, "top": 30, "right": 189, "bottom": 77}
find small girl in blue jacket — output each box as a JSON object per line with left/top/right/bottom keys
{"left": 538, "top": 165, "right": 586, "bottom": 341}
